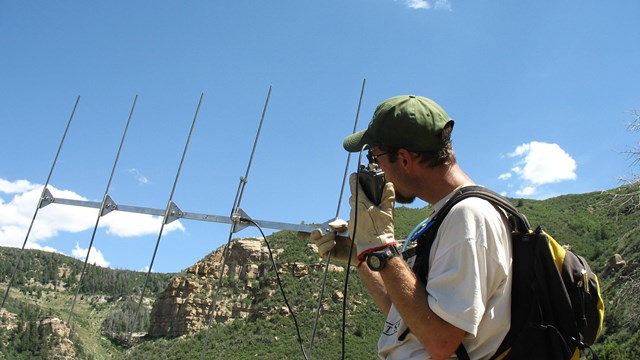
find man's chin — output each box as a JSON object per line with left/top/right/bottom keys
{"left": 395, "top": 193, "right": 415, "bottom": 204}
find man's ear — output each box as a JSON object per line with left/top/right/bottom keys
{"left": 396, "top": 149, "right": 413, "bottom": 169}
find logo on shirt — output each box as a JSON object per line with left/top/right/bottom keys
{"left": 382, "top": 319, "right": 401, "bottom": 336}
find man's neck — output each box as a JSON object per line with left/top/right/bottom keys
{"left": 419, "top": 163, "right": 474, "bottom": 205}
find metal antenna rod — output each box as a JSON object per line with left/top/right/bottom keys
{"left": 201, "top": 86, "right": 272, "bottom": 360}
{"left": 1, "top": 96, "right": 80, "bottom": 310}
{"left": 308, "top": 79, "right": 366, "bottom": 358}
{"left": 231, "top": 85, "right": 272, "bottom": 221}
{"left": 67, "top": 95, "right": 138, "bottom": 326}
{"left": 334, "top": 79, "right": 366, "bottom": 219}
{"left": 128, "top": 93, "right": 204, "bottom": 343}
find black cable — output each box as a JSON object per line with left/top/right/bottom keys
{"left": 240, "top": 217, "right": 310, "bottom": 360}
{"left": 236, "top": 147, "right": 367, "bottom": 360}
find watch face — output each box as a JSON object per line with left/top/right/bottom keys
{"left": 368, "top": 254, "right": 382, "bottom": 270}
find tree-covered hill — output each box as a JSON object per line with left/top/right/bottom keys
{"left": 0, "top": 248, "right": 175, "bottom": 359}
{"left": 0, "top": 246, "right": 173, "bottom": 297}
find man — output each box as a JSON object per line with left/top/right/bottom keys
{"left": 311, "top": 95, "right": 512, "bottom": 360}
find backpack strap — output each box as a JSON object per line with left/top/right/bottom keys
{"left": 437, "top": 186, "right": 530, "bottom": 232}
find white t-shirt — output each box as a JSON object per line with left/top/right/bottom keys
{"left": 378, "top": 186, "right": 512, "bottom": 359}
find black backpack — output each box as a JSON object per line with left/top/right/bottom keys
{"left": 410, "top": 186, "right": 604, "bottom": 360}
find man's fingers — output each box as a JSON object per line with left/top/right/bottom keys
{"left": 310, "top": 228, "right": 324, "bottom": 241}
{"left": 315, "top": 233, "right": 337, "bottom": 256}
{"left": 379, "top": 182, "right": 396, "bottom": 210}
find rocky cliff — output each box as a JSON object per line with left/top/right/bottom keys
{"left": 148, "top": 237, "right": 343, "bottom": 338}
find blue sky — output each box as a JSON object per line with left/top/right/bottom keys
{"left": 1, "top": 0, "right": 639, "bottom": 273}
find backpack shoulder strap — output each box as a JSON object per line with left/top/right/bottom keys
{"left": 434, "top": 185, "right": 530, "bottom": 233}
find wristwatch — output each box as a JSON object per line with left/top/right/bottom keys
{"left": 366, "top": 246, "right": 401, "bottom": 271}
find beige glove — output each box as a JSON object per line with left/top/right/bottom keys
{"left": 309, "top": 219, "right": 357, "bottom": 264}
{"left": 348, "top": 173, "right": 396, "bottom": 261}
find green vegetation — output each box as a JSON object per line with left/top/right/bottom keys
{"left": 0, "top": 247, "right": 173, "bottom": 297}
{"left": 0, "top": 184, "right": 639, "bottom": 359}
{"left": 0, "top": 294, "right": 95, "bottom": 359}
{"left": 0, "top": 247, "right": 174, "bottom": 358}
{"left": 101, "top": 298, "right": 150, "bottom": 345}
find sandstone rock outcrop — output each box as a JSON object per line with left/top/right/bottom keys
{"left": 40, "top": 317, "right": 76, "bottom": 359}
{"left": 148, "top": 237, "right": 338, "bottom": 338}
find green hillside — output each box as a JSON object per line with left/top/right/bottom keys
{"left": 1, "top": 185, "right": 639, "bottom": 359}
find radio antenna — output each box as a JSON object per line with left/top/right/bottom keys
{"left": 12, "top": 89, "right": 374, "bottom": 355}
{"left": 1, "top": 96, "right": 80, "bottom": 310}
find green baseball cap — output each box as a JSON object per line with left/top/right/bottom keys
{"left": 343, "top": 95, "right": 454, "bottom": 152}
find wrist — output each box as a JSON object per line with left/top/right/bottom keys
{"left": 365, "top": 245, "right": 401, "bottom": 272}
{"left": 356, "top": 242, "right": 398, "bottom": 263}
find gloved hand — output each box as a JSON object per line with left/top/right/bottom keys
{"left": 348, "top": 173, "right": 396, "bottom": 261}
{"left": 309, "top": 219, "right": 358, "bottom": 264}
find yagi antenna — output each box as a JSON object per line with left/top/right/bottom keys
{"left": 14, "top": 91, "right": 337, "bottom": 273}
{"left": 3, "top": 86, "right": 368, "bottom": 357}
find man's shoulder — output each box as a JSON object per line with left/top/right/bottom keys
{"left": 447, "top": 195, "right": 501, "bottom": 217}
{"left": 440, "top": 195, "right": 510, "bottom": 237}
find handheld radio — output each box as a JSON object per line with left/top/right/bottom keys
{"left": 358, "top": 156, "right": 385, "bottom": 205}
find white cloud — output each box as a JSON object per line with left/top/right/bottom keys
{"left": 434, "top": 0, "right": 452, "bottom": 11}
{"left": 509, "top": 142, "right": 577, "bottom": 185}
{"left": 101, "top": 211, "right": 185, "bottom": 237}
{"left": 0, "top": 178, "right": 39, "bottom": 194}
{"left": 0, "top": 184, "right": 94, "bottom": 248}
{"left": 399, "top": 0, "right": 451, "bottom": 10}
{"left": 128, "top": 168, "right": 150, "bottom": 185}
{"left": 515, "top": 186, "right": 536, "bottom": 197}
{"left": 407, "top": 0, "right": 431, "bottom": 9}
{"left": 0, "top": 178, "right": 185, "bottom": 250}
{"left": 499, "top": 142, "right": 577, "bottom": 197}
{"left": 72, "top": 242, "right": 110, "bottom": 268}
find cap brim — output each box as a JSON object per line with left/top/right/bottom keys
{"left": 343, "top": 130, "right": 368, "bottom": 152}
